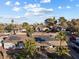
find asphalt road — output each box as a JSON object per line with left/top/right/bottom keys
{"left": 69, "top": 47, "right": 79, "bottom": 59}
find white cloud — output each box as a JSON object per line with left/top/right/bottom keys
{"left": 15, "top": 1, "right": 20, "bottom": 6}
{"left": 76, "top": 4, "right": 79, "bottom": 7}
{"left": 38, "top": 8, "right": 53, "bottom": 13}
{"left": 24, "top": 4, "right": 53, "bottom": 16}
{"left": 5, "top": 1, "right": 11, "bottom": 6}
{"left": 58, "top": 6, "right": 62, "bottom": 9}
{"left": 14, "top": 16, "right": 21, "bottom": 18}
{"left": 3, "top": 15, "right": 25, "bottom": 19}
{"left": 25, "top": 12, "right": 40, "bottom": 16}
{"left": 24, "top": 4, "right": 40, "bottom": 9}
{"left": 66, "top": 6, "right": 71, "bottom": 8}
{"left": 12, "top": 7, "right": 20, "bottom": 12}
{"left": 40, "top": 0, "right": 51, "bottom": 3}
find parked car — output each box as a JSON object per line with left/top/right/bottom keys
{"left": 4, "top": 42, "right": 15, "bottom": 50}
{"left": 69, "top": 34, "right": 79, "bottom": 49}
{"left": 15, "top": 41, "right": 25, "bottom": 49}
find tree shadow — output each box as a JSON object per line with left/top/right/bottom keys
{"left": 0, "top": 51, "right": 4, "bottom": 59}
{"left": 46, "top": 51, "right": 73, "bottom": 59}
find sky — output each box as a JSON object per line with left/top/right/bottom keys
{"left": 0, "top": 0, "right": 79, "bottom": 24}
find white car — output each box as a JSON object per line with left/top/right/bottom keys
{"left": 4, "top": 43, "right": 15, "bottom": 49}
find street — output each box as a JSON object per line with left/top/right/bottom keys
{"left": 69, "top": 47, "right": 79, "bottom": 59}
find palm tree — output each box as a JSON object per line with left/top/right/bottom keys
{"left": 55, "top": 31, "right": 68, "bottom": 56}
{"left": 11, "top": 19, "right": 16, "bottom": 35}
{"left": 11, "top": 19, "right": 14, "bottom": 24}
{"left": 24, "top": 39, "right": 37, "bottom": 59}
{"left": 11, "top": 39, "right": 37, "bottom": 59}
{"left": 56, "top": 31, "right": 66, "bottom": 46}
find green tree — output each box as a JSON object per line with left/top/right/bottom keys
{"left": 5, "top": 24, "right": 13, "bottom": 32}
{"left": 22, "top": 22, "right": 34, "bottom": 37}
{"left": 0, "top": 24, "right": 4, "bottom": 33}
{"left": 45, "top": 17, "right": 57, "bottom": 26}
{"left": 22, "top": 22, "right": 29, "bottom": 29}
{"left": 58, "top": 17, "right": 68, "bottom": 28}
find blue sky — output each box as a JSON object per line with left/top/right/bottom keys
{"left": 0, "top": 0, "right": 79, "bottom": 24}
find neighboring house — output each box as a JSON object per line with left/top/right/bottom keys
{"left": 0, "top": 37, "right": 15, "bottom": 49}
{"left": 20, "top": 29, "right": 26, "bottom": 32}
{"left": 41, "top": 28, "right": 49, "bottom": 32}
{"left": 47, "top": 41, "right": 67, "bottom": 47}
{"left": 35, "top": 25, "right": 48, "bottom": 32}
